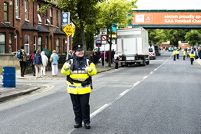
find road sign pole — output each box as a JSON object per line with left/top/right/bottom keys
{"left": 67, "top": 12, "right": 70, "bottom": 60}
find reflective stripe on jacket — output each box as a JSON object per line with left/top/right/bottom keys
{"left": 61, "top": 59, "right": 97, "bottom": 95}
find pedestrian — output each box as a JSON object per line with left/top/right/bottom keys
{"left": 41, "top": 51, "right": 48, "bottom": 77}
{"left": 29, "top": 50, "right": 36, "bottom": 76}
{"left": 61, "top": 43, "right": 97, "bottom": 129}
{"left": 101, "top": 51, "right": 105, "bottom": 66}
{"left": 50, "top": 50, "right": 59, "bottom": 76}
{"left": 111, "top": 49, "right": 115, "bottom": 63}
{"left": 172, "top": 49, "right": 177, "bottom": 61}
{"left": 183, "top": 49, "right": 187, "bottom": 60}
{"left": 176, "top": 49, "right": 180, "bottom": 59}
{"left": 189, "top": 50, "right": 195, "bottom": 65}
{"left": 16, "top": 46, "right": 27, "bottom": 77}
{"left": 34, "top": 49, "right": 42, "bottom": 78}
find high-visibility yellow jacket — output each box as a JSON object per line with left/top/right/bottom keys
{"left": 61, "top": 59, "right": 97, "bottom": 95}
{"left": 175, "top": 50, "right": 179, "bottom": 54}
{"left": 189, "top": 53, "right": 195, "bottom": 58}
{"left": 172, "top": 50, "right": 177, "bottom": 55}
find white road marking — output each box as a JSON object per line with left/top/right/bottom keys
{"left": 143, "top": 76, "right": 148, "bottom": 80}
{"left": 90, "top": 104, "right": 109, "bottom": 118}
{"left": 120, "top": 89, "right": 130, "bottom": 96}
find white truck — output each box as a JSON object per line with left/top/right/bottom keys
{"left": 115, "top": 27, "right": 150, "bottom": 68}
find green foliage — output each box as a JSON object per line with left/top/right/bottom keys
{"left": 96, "top": 0, "right": 136, "bottom": 29}
{"left": 57, "top": 0, "right": 101, "bottom": 49}
{"left": 148, "top": 29, "right": 166, "bottom": 45}
{"left": 185, "top": 30, "right": 201, "bottom": 46}
{"left": 148, "top": 29, "right": 192, "bottom": 47}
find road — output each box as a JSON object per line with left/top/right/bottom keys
{"left": 0, "top": 51, "right": 201, "bottom": 134}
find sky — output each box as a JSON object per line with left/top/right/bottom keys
{"left": 136, "top": 0, "right": 201, "bottom": 10}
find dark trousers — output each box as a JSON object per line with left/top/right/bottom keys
{"left": 183, "top": 55, "right": 185, "bottom": 60}
{"left": 19, "top": 61, "right": 26, "bottom": 76}
{"left": 190, "top": 58, "right": 194, "bottom": 65}
{"left": 31, "top": 64, "right": 35, "bottom": 76}
{"left": 70, "top": 93, "right": 90, "bottom": 124}
{"left": 173, "top": 55, "right": 176, "bottom": 61}
{"left": 177, "top": 54, "right": 179, "bottom": 59}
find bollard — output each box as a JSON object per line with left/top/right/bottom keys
{"left": 2, "top": 67, "right": 16, "bottom": 88}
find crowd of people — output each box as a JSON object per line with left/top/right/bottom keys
{"left": 17, "top": 46, "right": 59, "bottom": 78}
{"left": 17, "top": 46, "right": 116, "bottom": 78}
{"left": 172, "top": 46, "right": 201, "bottom": 65}
{"left": 89, "top": 49, "right": 115, "bottom": 66}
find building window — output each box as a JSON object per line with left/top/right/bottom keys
{"left": 34, "top": 36, "right": 37, "bottom": 50}
{"left": 56, "top": 10, "right": 59, "bottom": 26}
{"left": 38, "top": 36, "right": 42, "bottom": 50}
{"left": 45, "top": 36, "right": 48, "bottom": 49}
{"left": 37, "top": 4, "right": 42, "bottom": 24}
{"left": 24, "top": 34, "right": 30, "bottom": 55}
{"left": 9, "top": 33, "right": 14, "bottom": 53}
{"left": 50, "top": 8, "right": 53, "bottom": 24}
{"left": 24, "top": 0, "right": 29, "bottom": 20}
{"left": 56, "top": 38, "right": 59, "bottom": 53}
{"left": 4, "top": 2, "right": 9, "bottom": 22}
{"left": 15, "top": 0, "right": 20, "bottom": 18}
{"left": 0, "top": 33, "right": 6, "bottom": 54}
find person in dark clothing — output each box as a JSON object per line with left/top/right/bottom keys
{"left": 29, "top": 50, "right": 36, "bottom": 76}
{"left": 111, "top": 49, "right": 115, "bottom": 63}
{"left": 18, "top": 46, "right": 27, "bottom": 77}
{"left": 101, "top": 52, "right": 105, "bottom": 66}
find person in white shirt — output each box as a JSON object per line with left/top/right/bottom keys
{"left": 41, "top": 51, "right": 48, "bottom": 76}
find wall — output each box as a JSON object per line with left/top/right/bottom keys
{"left": 0, "top": 54, "right": 20, "bottom": 69}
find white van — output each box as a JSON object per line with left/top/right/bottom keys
{"left": 149, "top": 45, "right": 156, "bottom": 60}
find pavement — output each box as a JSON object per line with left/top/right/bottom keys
{"left": 0, "top": 63, "right": 114, "bottom": 102}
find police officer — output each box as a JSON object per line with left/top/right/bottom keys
{"left": 183, "top": 49, "right": 187, "bottom": 60}
{"left": 61, "top": 43, "right": 97, "bottom": 129}
{"left": 189, "top": 50, "right": 195, "bottom": 65}
{"left": 172, "top": 49, "right": 177, "bottom": 61}
{"left": 176, "top": 48, "right": 180, "bottom": 59}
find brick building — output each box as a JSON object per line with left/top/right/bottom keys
{"left": 0, "top": 0, "right": 67, "bottom": 55}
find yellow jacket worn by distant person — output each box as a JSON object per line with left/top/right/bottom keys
{"left": 61, "top": 58, "right": 97, "bottom": 95}
{"left": 189, "top": 53, "right": 195, "bottom": 59}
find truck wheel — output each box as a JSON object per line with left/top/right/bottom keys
{"left": 146, "top": 61, "right": 150, "bottom": 65}
{"left": 142, "top": 60, "right": 146, "bottom": 66}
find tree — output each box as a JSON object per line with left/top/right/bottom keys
{"left": 163, "top": 29, "right": 189, "bottom": 46}
{"left": 96, "top": 0, "right": 137, "bottom": 67}
{"left": 51, "top": 0, "right": 102, "bottom": 50}
{"left": 185, "top": 30, "right": 201, "bottom": 46}
{"left": 148, "top": 29, "right": 166, "bottom": 46}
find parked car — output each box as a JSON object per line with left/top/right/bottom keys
{"left": 154, "top": 45, "right": 161, "bottom": 56}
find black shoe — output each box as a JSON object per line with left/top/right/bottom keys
{"left": 74, "top": 123, "right": 82, "bottom": 128}
{"left": 84, "top": 123, "right": 91, "bottom": 129}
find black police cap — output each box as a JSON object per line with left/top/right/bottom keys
{"left": 73, "top": 43, "right": 83, "bottom": 51}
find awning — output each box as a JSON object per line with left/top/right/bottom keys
{"left": 53, "top": 28, "right": 65, "bottom": 35}
{"left": 21, "top": 21, "right": 37, "bottom": 31}
{"left": 0, "top": 22, "right": 15, "bottom": 29}
{"left": 36, "top": 25, "right": 50, "bottom": 33}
